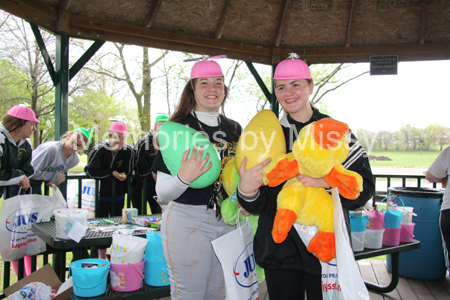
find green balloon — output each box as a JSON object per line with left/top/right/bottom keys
{"left": 159, "top": 122, "right": 221, "bottom": 189}
{"left": 221, "top": 193, "right": 239, "bottom": 225}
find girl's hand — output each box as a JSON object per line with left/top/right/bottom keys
{"left": 178, "top": 144, "right": 212, "bottom": 184}
{"left": 112, "top": 171, "right": 127, "bottom": 181}
{"left": 297, "top": 174, "right": 331, "bottom": 188}
{"left": 238, "top": 157, "right": 272, "bottom": 194}
{"left": 237, "top": 204, "right": 251, "bottom": 216}
{"left": 19, "top": 175, "right": 30, "bottom": 190}
{"left": 56, "top": 172, "right": 66, "bottom": 185}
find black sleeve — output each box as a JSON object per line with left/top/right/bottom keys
{"left": 151, "top": 151, "right": 170, "bottom": 175}
{"left": 237, "top": 185, "right": 280, "bottom": 215}
{"left": 120, "top": 146, "right": 133, "bottom": 176}
{"left": 19, "top": 143, "right": 34, "bottom": 177}
{"left": 135, "top": 138, "right": 155, "bottom": 177}
{"left": 84, "top": 146, "right": 111, "bottom": 179}
{"left": 340, "top": 131, "right": 375, "bottom": 210}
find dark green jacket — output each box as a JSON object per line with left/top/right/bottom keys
{"left": 0, "top": 124, "right": 34, "bottom": 196}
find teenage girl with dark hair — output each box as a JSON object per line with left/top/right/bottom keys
{"left": 152, "top": 59, "right": 242, "bottom": 300}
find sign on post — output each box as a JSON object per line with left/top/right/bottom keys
{"left": 370, "top": 55, "right": 398, "bottom": 75}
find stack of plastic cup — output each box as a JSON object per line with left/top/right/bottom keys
{"left": 350, "top": 210, "right": 368, "bottom": 252}
{"left": 382, "top": 197, "right": 404, "bottom": 246}
{"left": 399, "top": 206, "right": 416, "bottom": 243}
{"left": 365, "top": 209, "right": 385, "bottom": 249}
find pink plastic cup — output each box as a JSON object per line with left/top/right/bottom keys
{"left": 366, "top": 211, "right": 385, "bottom": 230}
{"left": 400, "top": 223, "right": 415, "bottom": 243}
{"left": 382, "top": 227, "right": 401, "bottom": 246}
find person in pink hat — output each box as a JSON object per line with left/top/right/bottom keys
{"left": 151, "top": 59, "right": 242, "bottom": 299}
{"left": 85, "top": 122, "right": 133, "bottom": 217}
{"left": 85, "top": 121, "right": 133, "bottom": 259}
{"left": 237, "top": 54, "right": 375, "bottom": 300}
{"left": 0, "top": 104, "right": 39, "bottom": 278}
{"left": 0, "top": 105, "right": 38, "bottom": 195}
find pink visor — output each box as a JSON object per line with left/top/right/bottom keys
{"left": 274, "top": 59, "right": 312, "bottom": 80}
{"left": 109, "top": 122, "right": 128, "bottom": 134}
{"left": 7, "top": 105, "right": 40, "bottom": 123}
{"left": 190, "top": 60, "right": 224, "bottom": 79}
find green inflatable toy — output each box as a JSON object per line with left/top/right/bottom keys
{"left": 158, "top": 122, "right": 221, "bottom": 189}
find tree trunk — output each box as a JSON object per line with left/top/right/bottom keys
{"left": 141, "top": 48, "right": 151, "bottom": 132}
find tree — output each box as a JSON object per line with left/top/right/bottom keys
{"left": 0, "top": 13, "right": 55, "bottom": 147}
{"left": 0, "top": 59, "right": 30, "bottom": 112}
{"left": 353, "top": 128, "right": 377, "bottom": 154}
{"left": 398, "top": 125, "right": 416, "bottom": 150}
{"left": 69, "top": 89, "right": 136, "bottom": 140}
{"left": 88, "top": 44, "right": 168, "bottom": 132}
{"left": 310, "top": 64, "right": 369, "bottom": 106}
{"left": 434, "top": 125, "right": 450, "bottom": 151}
{"left": 229, "top": 62, "right": 368, "bottom": 118}
{"left": 378, "top": 130, "right": 395, "bottom": 150}
{"left": 0, "top": 12, "right": 100, "bottom": 146}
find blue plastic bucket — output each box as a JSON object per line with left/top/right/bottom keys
{"left": 381, "top": 196, "right": 404, "bottom": 228}
{"left": 70, "top": 258, "right": 110, "bottom": 297}
{"left": 350, "top": 211, "right": 368, "bottom": 232}
{"left": 146, "top": 231, "right": 164, "bottom": 259}
{"left": 386, "top": 187, "right": 446, "bottom": 280}
{"left": 144, "top": 256, "right": 170, "bottom": 286}
{"left": 145, "top": 232, "right": 169, "bottom": 286}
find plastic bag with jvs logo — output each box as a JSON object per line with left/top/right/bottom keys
{"left": 0, "top": 186, "right": 67, "bottom": 261}
{"left": 212, "top": 217, "right": 259, "bottom": 300}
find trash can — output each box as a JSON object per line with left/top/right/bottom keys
{"left": 386, "top": 187, "right": 446, "bottom": 280}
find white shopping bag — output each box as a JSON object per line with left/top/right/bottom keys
{"left": 212, "top": 219, "right": 259, "bottom": 300}
{"left": 67, "top": 178, "right": 96, "bottom": 219}
{"left": 0, "top": 186, "right": 67, "bottom": 261}
{"left": 295, "top": 188, "right": 369, "bottom": 300}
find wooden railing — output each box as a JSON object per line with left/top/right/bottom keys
{"left": 372, "top": 173, "right": 437, "bottom": 207}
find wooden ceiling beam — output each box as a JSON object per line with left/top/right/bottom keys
{"left": 69, "top": 14, "right": 272, "bottom": 57}
{"left": 285, "top": 43, "right": 450, "bottom": 56}
{"left": 59, "top": 0, "right": 74, "bottom": 11}
{"left": 71, "top": 25, "right": 271, "bottom": 64}
{"left": 1, "top": 0, "right": 58, "bottom": 30}
{"left": 420, "top": 0, "right": 428, "bottom": 44}
{"left": 56, "top": 9, "right": 70, "bottom": 33}
{"left": 215, "top": 0, "right": 231, "bottom": 40}
{"left": 345, "top": 0, "right": 357, "bottom": 47}
{"left": 274, "top": 0, "right": 290, "bottom": 47}
{"left": 295, "top": 52, "right": 450, "bottom": 64}
{"left": 143, "top": 0, "right": 163, "bottom": 28}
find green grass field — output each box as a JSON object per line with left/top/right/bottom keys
{"left": 368, "top": 150, "right": 442, "bottom": 167}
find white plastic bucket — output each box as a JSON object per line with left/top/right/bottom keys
{"left": 110, "top": 233, "right": 148, "bottom": 264}
{"left": 365, "top": 228, "right": 385, "bottom": 249}
{"left": 399, "top": 207, "right": 416, "bottom": 224}
{"left": 54, "top": 209, "right": 89, "bottom": 240}
{"left": 351, "top": 231, "right": 366, "bottom": 252}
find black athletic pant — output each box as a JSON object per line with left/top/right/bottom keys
{"left": 265, "top": 268, "right": 323, "bottom": 300}
{"left": 440, "top": 209, "right": 450, "bottom": 272}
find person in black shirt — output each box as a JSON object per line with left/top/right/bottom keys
{"left": 237, "top": 55, "right": 375, "bottom": 300}
{"left": 131, "top": 114, "right": 168, "bottom": 214}
{"left": 152, "top": 59, "right": 242, "bottom": 300}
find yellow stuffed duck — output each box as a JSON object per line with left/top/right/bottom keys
{"left": 220, "top": 111, "right": 363, "bottom": 263}
{"left": 263, "top": 117, "right": 363, "bottom": 262}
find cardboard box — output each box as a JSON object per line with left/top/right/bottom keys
{"left": 4, "top": 263, "right": 72, "bottom": 300}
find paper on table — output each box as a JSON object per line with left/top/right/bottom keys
{"left": 67, "top": 221, "right": 87, "bottom": 243}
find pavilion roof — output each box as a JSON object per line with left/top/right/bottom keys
{"left": 1, "top": 0, "right": 449, "bottom": 65}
